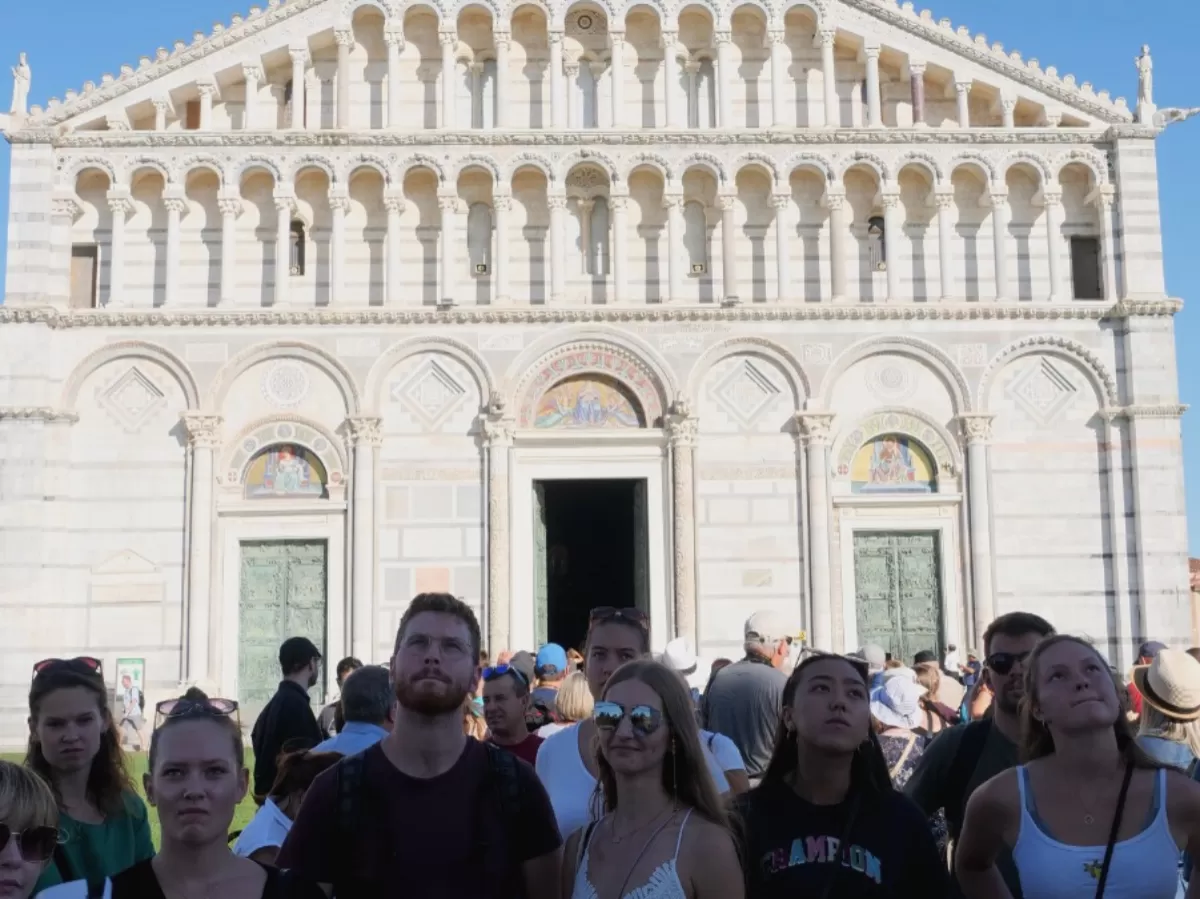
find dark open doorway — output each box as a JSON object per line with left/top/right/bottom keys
{"left": 534, "top": 479, "right": 649, "bottom": 654}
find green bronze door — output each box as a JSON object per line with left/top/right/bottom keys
{"left": 853, "top": 532, "right": 943, "bottom": 664}
{"left": 238, "top": 541, "right": 328, "bottom": 716}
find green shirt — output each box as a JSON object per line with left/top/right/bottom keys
{"left": 903, "top": 721, "right": 1022, "bottom": 899}
{"left": 33, "top": 791, "right": 155, "bottom": 891}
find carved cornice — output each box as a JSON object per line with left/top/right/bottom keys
{"left": 0, "top": 301, "right": 1180, "bottom": 330}
{"left": 0, "top": 406, "right": 79, "bottom": 423}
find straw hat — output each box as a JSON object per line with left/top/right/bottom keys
{"left": 1132, "top": 648, "right": 1200, "bottom": 722}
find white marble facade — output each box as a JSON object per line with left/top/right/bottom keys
{"left": 0, "top": 0, "right": 1191, "bottom": 741}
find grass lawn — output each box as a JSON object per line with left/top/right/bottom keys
{"left": 1, "top": 751, "right": 260, "bottom": 848}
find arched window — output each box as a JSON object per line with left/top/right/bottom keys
{"left": 868, "top": 215, "right": 886, "bottom": 271}
{"left": 289, "top": 220, "right": 307, "bottom": 276}
{"left": 683, "top": 200, "right": 708, "bottom": 273}
{"left": 467, "top": 202, "right": 493, "bottom": 274}
{"left": 849, "top": 434, "right": 937, "bottom": 494}
{"left": 588, "top": 197, "right": 610, "bottom": 276}
{"left": 244, "top": 443, "right": 329, "bottom": 499}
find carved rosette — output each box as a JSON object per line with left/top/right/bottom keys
{"left": 182, "top": 413, "right": 223, "bottom": 449}
{"left": 345, "top": 416, "right": 383, "bottom": 448}
{"left": 957, "top": 414, "right": 995, "bottom": 445}
{"left": 795, "top": 411, "right": 835, "bottom": 447}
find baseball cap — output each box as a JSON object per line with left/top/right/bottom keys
{"left": 508, "top": 650, "right": 536, "bottom": 686}
{"left": 912, "top": 650, "right": 937, "bottom": 665}
{"left": 744, "top": 611, "right": 794, "bottom": 646}
{"left": 1139, "top": 641, "right": 1168, "bottom": 660}
{"left": 853, "top": 643, "right": 887, "bottom": 673}
{"left": 279, "top": 636, "right": 321, "bottom": 673}
{"left": 660, "top": 638, "right": 698, "bottom": 675}
{"left": 535, "top": 643, "right": 568, "bottom": 677}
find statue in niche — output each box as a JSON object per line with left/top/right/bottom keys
{"left": 1136, "top": 45, "right": 1153, "bottom": 108}
{"left": 10, "top": 52, "right": 30, "bottom": 116}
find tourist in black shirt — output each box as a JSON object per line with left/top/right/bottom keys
{"left": 735, "top": 653, "right": 948, "bottom": 898}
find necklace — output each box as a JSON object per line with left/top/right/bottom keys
{"left": 613, "top": 810, "right": 679, "bottom": 899}
{"left": 609, "top": 804, "right": 674, "bottom": 844}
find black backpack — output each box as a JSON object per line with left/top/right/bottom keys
{"left": 942, "top": 718, "right": 993, "bottom": 839}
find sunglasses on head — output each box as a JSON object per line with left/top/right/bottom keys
{"left": 32, "top": 657, "right": 103, "bottom": 681}
{"left": 154, "top": 697, "right": 239, "bottom": 728}
{"left": 481, "top": 664, "right": 528, "bottom": 686}
{"left": 593, "top": 700, "right": 664, "bottom": 737}
{"left": 0, "top": 823, "right": 59, "bottom": 862}
{"left": 986, "top": 651, "right": 1032, "bottom": 676}
{"left": 588, "top": 607, "right": 650, "bottom": 630}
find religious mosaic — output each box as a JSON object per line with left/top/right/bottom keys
{"left": 535, "top": 375, "right": 644, "bottom": 429}
{"left": 520, "top": 347, "right": 661, "bottom": 427}
{"left": 849, "top": 435, "right": 937, "bottom": 494}
{"left": 243, "top": 443, "right": 328, "bottom": 499}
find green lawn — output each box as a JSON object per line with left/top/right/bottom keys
{"left": 1, "top": 751, "right": 260, "bottom": 848}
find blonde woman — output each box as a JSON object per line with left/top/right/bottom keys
{"left": 539, "top": 672, "right": 593, "bottom": 739}
{"left": 0, "top": 761, "right": 59, "bottom": 899}
{"left": 1134, "top": 648, "right": 1200, "bottom": 770}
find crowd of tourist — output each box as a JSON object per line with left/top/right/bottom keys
{"left": 5, "top": 595, "right": 1200, "bottom": 898}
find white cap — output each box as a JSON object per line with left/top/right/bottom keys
{"left": 660, "top": 638, "right": 698, "bottom": 675}
{"left": 744, "top": 610, "right": 795, "bottom": 647}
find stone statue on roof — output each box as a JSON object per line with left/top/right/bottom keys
{"left": 1136, "top": 45, "right": 1153, "bottom": 108}
{"left": 10, "top": 52, "right": 30, "bottom": 116}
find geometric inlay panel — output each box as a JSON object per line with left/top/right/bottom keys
{"left": 1005, "top": 358, "right": 1078, "bottom": 425}
{"left": 96, "top": 366, "right": 166, "bottom": 432}
{"left": 712, "top": 360, "right": 782, "bottom": 429}
{"left": 392, "top": 359, "right": 467, "bottom": 431}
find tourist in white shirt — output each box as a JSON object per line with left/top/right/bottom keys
{"left": 233, "top": 748, "right": 341, "bottom": 864}
{"left": 312, "top": 665, "right": 395, "bottom": 756}
{"left": 536, "top": 606, "right": 730, "bottom": 840}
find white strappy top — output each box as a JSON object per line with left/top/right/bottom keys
{"left": 571, "top": 809, "right": 693, "bottom": 899}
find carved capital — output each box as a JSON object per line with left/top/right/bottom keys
{"left": 549, "top": 30, "right": 564, "bottom": 47}
{"left": 666, "top": 398, "right": 698, "bottom": 447}
{"left": 195, "top": 81, "right": 217, "bottom": 99}
{"left": 660, "top": 29, "right": 678, "bottom": 49}
{"left": 334, "top": 29, "right": 355, "bottom": 49}
{"left": 716, "top": 194, "right": 736, "bottom": 212}
{"left": 934, "top": 190, "right": 955, "bottom": 211}
{"left": 563, "top": 62, "right": 580, "bottom": 76}
{"left": 289, "top": 46, "right": 310, "bottom": 65}
{"left": 864, "top": 43, "right": 881, "bottom": 60}
{"left": 957, "top": 414, "right": 995, "bottom": 444}
{"left": 164, "top": 197, "right": 189, "bottom": 216}
{"left": 383, "top": 190, "right": 406, "bottom": 215}
{"left": 817, "top": 29, "right": 837, "bottom": 50}
{"left": 383, "top": 29, "right": 405, "bottom": 50}
{"left": 881, "top": 192, "right": 901, "bottom": 210}
{"left": 766, "top": 29, "right": 786, "bottom": 47}
{"left": 714, "top": 31, "right": 733, "bottom": 46}
{"left": 218, "top": 197, "right": 243, "bottom": 218}
{"left": 769, "top": 193, "right": 790, "bottom": 210}
{"left": 1042, "top": 190, "right": 1063, "bottom": 208}
{"left": 955, "top": 80, "right": 972, "bottom": 94}
{"left": 151, "top": 96, "right": 172, "bottom": 112}
{"left": 437, "top": 194, "right": 459, "bottom": 212}
{"left": 329, "top": 190, "right": 351, "bottom": 213}
{"left": 481, "top": 414, "right": 516, "bottom": 447}
{"left": 909, "top": 59, "right": 927, "bottom": 76}
{"left": 182, "top": 413, "right": 224, "bottom": 449}
{"left": 439, "top": 30, "right": 459, "bottom": 48}
{"left": 547, "top": 194, "right": 568, "bottom": 211}
{"left": 609, "top": 31, "right": 625, "bottom": 48}
{"left": 242, "top": 64, "right": 263, "bottom": 84}
{"left": 1095, "top": 184, "right": 1117, "bottom": 209}
{"left": 53, "top": 197, "right": 82, "bottom": 219}
{"left": 345, "top": 416, "right": 383, "bottom": 447}
{"left": 795, "top": 412, "right": 835, "bottom": 445}
{"left": 1001, "top": 96, "right": 1018, "bottom": 112}
{"left": 823, "top": 190, "right": 846, "bottom": 212}
{"left": 609, "top": 195, "right": 628, "bottom": 212}
{"left": 107, "top": 194, "right": 132, "bottom": 217}
{"left": 493, "top": 194, "right": 513, "bottom": 212}
{"left": 662, "top": 192, "right": 684, "bottom": 210}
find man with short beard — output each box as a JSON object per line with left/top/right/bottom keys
{"left": 904, "top": 611, "right": 1054, "bottom": 899}
{"left": 277, "top": 593, "right": 562, "bottom": 899}
{"left": 250, "top": 636, "right": 324, "bottom": 802}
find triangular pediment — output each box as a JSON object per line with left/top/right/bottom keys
{"left": 92, "top": 549, "right": 160, "bottom": 577}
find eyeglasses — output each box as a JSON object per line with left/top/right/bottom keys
{"left": 154, "top": 698, "right": 240, "bottom": 729}
{"left": 482, "top": 664, "right": 528, "bottom": 686}
{"left": 593, "top": 700, "right": 664, "bottom": 737}
{"left": 0, "top": 824, "right": 59, "bottom": 862}
{"left": 32, "top": 657, "right": 104, "bottom": 681}
{"left": 986, "top": 651, "right": 1032, "bottom": 676}
{"left": 588, "top": 607, "right": 650, "bottom": 631}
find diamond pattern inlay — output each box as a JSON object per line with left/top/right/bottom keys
{"left": 713, "top": 360, "right": 781, "bottom": 428}
{"left": 98, "top": 366, "right": 166, "bottom": 432}
{"left": 392, "top": 360, "right": 467, "bottom": 430}
{"left": 1005, "top": 359, "right": 1078, "bottom": 425}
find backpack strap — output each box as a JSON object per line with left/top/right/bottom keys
{"left": 943, "top": 718, "right": 992, "bottom": 839}
{"left": 333, "top": 752, "right": 368, "bottom": 893}
{"left": 85, "top": 879, "right": 108, "bottom": 899}
{"left": 483, "top": 741, "right": 523, "bottom": 823}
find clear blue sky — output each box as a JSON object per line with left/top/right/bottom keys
{"left": 2, "top": 0, "right": 1197, "bottom": 552}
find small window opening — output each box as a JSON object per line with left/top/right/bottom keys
{"left": 289, "top": 220, "right": 306, "bottom": 276}
{"left": 185, "top": 100, "right": 200, "bottom": 130}
{"left": 868, "top": 215, "right": 886, "bottom": 271}
{"left": 1070, "top": 236, "right": 1102, "bottom": 299}
{"left": 70, "top": 244, "right": 100, "bottom": 309}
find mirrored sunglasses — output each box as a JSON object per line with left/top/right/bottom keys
{"left": 0, "top": 824, "right": 59, "bottom": 862}
{"left": 593, "top": 700, "right": 664, "bottom": 737}
{"left": 588, "top": 606, "right": 650, "bottom": 630}
{"left": 32, "top": 657, "right": 103, "bottom": 681}
{"left": 482, "top": 664, "right": 528, "bottom": 686}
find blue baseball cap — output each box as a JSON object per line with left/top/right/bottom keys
{"left": 535, "top": 643, "right": 568, "bottom": 676}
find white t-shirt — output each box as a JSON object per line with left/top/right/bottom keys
{"left": 232, "top": 797, "right": 292, "bottom": 858}
{"left": 537, "top": 721, "right": 571, "bottom": 739}
{"left": 700, "top": 729, "right": 746, "bottom": 774}
{"left": 535, "top": 722, "right": 730, "bottom": 840}
{"left": 37, "top": 882, "right": 111, "bottom": 899}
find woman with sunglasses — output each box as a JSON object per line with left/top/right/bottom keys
{"left": 41, "top": 696, "right": 324, "bottom": 899}
{"left": 0, "top": 761, "right": 60, "bottom": 899}
{"left": 561, "top": 659, "right": 743, "bottom": 899}
{"left": 537, "top": 608, "right": 731, "bottom": 841}
{"left": 25, "top": 658, "right": 153, "bottom": 892}
{"left": 736, "top": 653, "right": 947, "bottom": 898}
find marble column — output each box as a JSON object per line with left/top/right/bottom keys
{"left": 197, "top": 82, "right": 216, "bottom": 130}
{"left": 335, "top": 29, "right": 354, "bottom": 129}
{"left": 164, "top": 192, "right": 186, "bottom": 308}
{"left": 771, "top": 193, "right": 790, "bottom": 301}
{"left": 494, "top": 32, "right": 511, "bottom": 127}
{"left": 579, "top": 199, "right": 594, "bottom": 270}
{"left": 329, "top": 188, "right": 349, "bottom": 302}
{"left": 935, "top": 190, "right": 955, "bottom": 300}
{"left": 825, "top": 189, "right": 847, "bottom": 300}
{"left": 610, "top": 32, "right": 625, "bottom": 128}
{"left": 1095, "top": 186, "right": 1118, "bottom": 301}
{"left": 768, "top": 30, "right": 787, "bottom": 128}
{"left": 955, "top": 79, "right": 971, "bottom": 127}
{"left": 242, "top": 64, "right": 262, "bottom": 130}
{"left": 549, "top": 31, "right": 565, "bottom": 128}
{"left": 796, "top": 412, "right": 834, "bottom": 651}
{"left": 549, "top": 192, "right": 567, "bottom": 300}
{"left": 589, "top": 62, "right": 606, "bottom": 128}
{"left": 563, "top": 63, "right": 579, "bottom": 127}
{"left": 882, "top": 191, "right": 902, "bottom": 301}
{"left": 385, "top": 30, "right": 404, "bottom": 128}
{"left": 384, "top": 189, "right": 404, "bottom": 306}
{"left": 666, "top": 402, "right": 699, "bottom": 646}
{"left": 718, "top": 194, "right": 738, "bottom": 302}
{"left": 153, "top": 97, "right": 170, "bottom": 131}
{"left": 661, "top": 31, "right": 679, "bottom": 127}
{"left": 959, "top": 414, "right": 996, "bottom": 640}
{"left": 217, "top": 194, "right": 242, "bottom": 305}
{"left": 493, "top": 193, "right": 511, "bottom": 303}
{"left": 347, "top": 416, "right": 382, "bottom": 663}
{"left": 715, "top": 32, "right": 733, "bottom": 128}
{"left": 1040, "top": 190, "right": 1066, "bottom": 301}
{"left": 1001, "top": 95, "right": 1016, "bottom": 130}
{"left": 440, "top": 31, "right": 457, "bottom": 128}
{"left": 909, "top": 59, "right": 926, "bottom": 126}
{"left": 470, "top": 63, "right": 485, "bottom": 127}
{"left": 864, "top": 44, "right": 882, "bottom": 128}
{"left": 289, "top": 46, "right": 308, "bottom": 130}
{"left": 482, "top": 405, "right": 515, "bottom": 653}
{"left": 182, "top": 413, "right": 222, "bottom": 684}
{"left": 611, "top": 194, "right": 628, "bottom": 303}
{"left": 273, "top": 192, "right": 293, "bottom": 307}
{"left": 989, "top": 186, "right": 1010, "bottom": 300}
{"left": 818, "top": 29, "right": 838, "bottom": 128}
{"left": 51, "top": 197, "right": 80, "bottom": 308}
{"left": 683, "top": 61, "right": 700, "bottom": 127}
{"left": 664, "top": 193, "right": 684, "bottom": 303}
{"left": 438, "top": 194, "right": 459, "bottom": 303}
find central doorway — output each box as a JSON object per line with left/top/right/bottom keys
{"left": 533, "top": 479, "right": 649, "bottom": 653}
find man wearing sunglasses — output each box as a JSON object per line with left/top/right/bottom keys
{"left": 482, "top": 663, "right": 544, "bottom": 765}
{"left": 904, "top": 611, "right": 1054, "bottom": 899}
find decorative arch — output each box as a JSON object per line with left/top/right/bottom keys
{"left": 624, "top": 153, "right": 673, "bottom": 183}
{"left": 783, "top": 153, "right": 834, "bottom": 183}
{"left": 364, "top": 335, "right": 496, "bottom": 409}
{"left": 1001, "top": 152, "right": 1051, "bottom": 186}
{"left": 399, "top": 153, "right": 447, "bottom": 182}
{"left": 179, "top": 155, "right": 228, "bottom": 186}
{"left": 59, "top": 156, "right": 118, "bottom": 187}
{"left": 777, "top": 0, "right": 825, "bottom": 26}
{"left": 61, "top": 340, "right": 200, "bottom": 413}
{"left": 398, "top": 0, "right": 443, "bottom": 22}
{"left": 616, "top": 0, "right": 669, "bottom": 28}
{"left": 208, "top": 341, "right": 362, "bottom": 414}
{"left": 505, "top": 152, "right": 556, "bottom": 183}
{"left": 832, "top": 408, "right": 960, "bottom": 487}
{"left": 894, "top": 152, "right": 943, "bottom": 185}
{"left": 723, "top": 0, "right": 772, "bottom": 29}
{"left": 289, "top": 155, "right": 338, "bottom": 185}
{"left": 685, "top": 336, "right": 810, "bottom": 404}
{"left": 232, "top": 156, "right": 282, "bottom": 188}
{"left": 554, "top": 0, "right": 618, "bottom": 29}
{"left": 838, "top": 151, "right": 890, "bottom": 183}
{"left": 820, "top": 336, "right": 972, "bottom": 413}
{"left": 947, "top": 153, "right": 997, "bottom": 184}
{"left": 676, "top": 0, "right": 721, "bottom": 25}
{"left": 1053, "top": 150, "right": 1109, "bottom": 186}
{"left": 559, "top": 150, "right": 620, "bottom": 184}
{"left": 341, "top": 153, "right": 391, "bottom": 184}
{"left": 452, "top": 0, "right": 499, "bottom": 19}
{"left": 220, "top": 415, "right": 348, "bottom": 495}
{"left": 340, "top": 0, "right": 393, "bottom": 20}
{"left": 123, "top": 156, "right": 174, "bottom": 185}
{"left": 454, "top": 154, "right": 502, "bottom": 182}
{"left": 977, "top": 335, "right": 1118, "bottom": 410}
{"left": 505, "top": 0, "right": 552, "bottom": 28}
{"left": 732, "top": 152, "right": 780, "bottom": 184}
{"left": 677, "top": 152, "right": 727, "bottom": 184}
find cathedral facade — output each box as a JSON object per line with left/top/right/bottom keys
{"left": 0, "top": 0, "right": 1190, "bottom": 734}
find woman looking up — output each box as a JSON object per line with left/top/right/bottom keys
{"left": 736, "top": 653, "right": 948, "bottom": 898}
{"left": 25, "top": 658, "right": 152, "bottom": 891}
{"left": 0, "top": 760, "right": 61, "bottom": 899}
{"left": 956, "top": 635, "right": 1200, "bottom": 899}
{"left": 561, "top": 659, "right": 743, "bottom": 899}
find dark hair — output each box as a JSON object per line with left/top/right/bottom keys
{"left": 584, "top": 613, "right": 651, "bottom": 656}
{"left": 395, "top": 593, "right": 482, "bottom": 658}
{"left": 340, "top": 666, "right": 394, "bottom": 725}
{"left": 335, "top": 657, "right": 363, "bottom": 686}
{"left": 279, "top": 637, "right": 321, "bottom": 676}
{"left": 1019, "top": 634, "right": 1164, "bottom": 770}
{"left": 982, "top": 611, "right": 1055, "bottom": 657}
{"left": 26, "top": 669, "right": 135, "bottom": 817}
{"left": 761, "top": 654, "right": 893, "bottom": 797}
{"left": 182, "top": 687, "right": 209, "bottom": 702}
{"left": 267, "top": 749, "right": 341, "bottom": 801}
{"left": 148, "top": 705, "right": 244, "bottom": 773}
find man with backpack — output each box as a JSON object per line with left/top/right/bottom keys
{"left": 277, "top": 593, "right": 562, "bottom": 898}
{"left": 904, "top": 611, "right": 1055, "bottom": 899}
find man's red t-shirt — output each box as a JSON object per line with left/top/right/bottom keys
{"left": 489, "top": 732, "right": 543, "bottom": 767}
